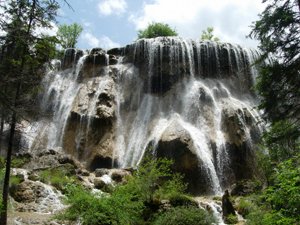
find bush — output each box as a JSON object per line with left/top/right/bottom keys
{"left": 244, "top": 154, "right": 300, "bottom": 225}
{"left": 138, "top": 22, "right": 178, "bottom": 39}
{"left": 57, "top": 184, "right": 144, "bottom": 225}
{"left": 236, "top": 197, "right": 258, "bottom": 217}
{"left": 11, "top": 156, "right": 30, "bottom": 168}
{"left": 263, "top": 154, "right": 300, "bottom": 220}
{"left": 153, "top": 206, "right": 215, "bottom": 225}
{"left": 38, "top": 164, "right": 77, "bottom": 191}
{"left": 58, "top": 158, "right": 200, "bottom": 225}
{"left": 225, "top": 214, "right": 238, "bottom": 224}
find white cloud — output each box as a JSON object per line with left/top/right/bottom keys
{"left": 82, "top": 32, "right": 100, "bottom": 47}
{"left": 99, "top": 36, "right": 121, "bottom": 49}
{"left": 129, "top": 0, "right": 264, "bottom": 47}
{"left": 35, "top": 22, "right": 58, "bottom": 37}
{"left": 82, "top": 32, "right": 121, "bottom": 49}
{"left": 98, "top": 0, "right": 127, "bottom": 16}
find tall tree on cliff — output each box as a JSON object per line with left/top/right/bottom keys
{"left": 0, "top": 1, "right": 60, "bottom": 224}
{"left": 200, "top": 27, "right": 220, "bottom": 42}
{"left": 57, "top": 23, "right": 83, "bottom": 49}
{"left": 250, "top": 0, "right": 300, "bottom": 160}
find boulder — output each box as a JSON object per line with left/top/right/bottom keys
{"left": 95, "top": 168, "right": 110, "bottom": 177}
{"left": 221, "top": 103, "right": 259, "bottom": 182}
{"left": 156, "top": 120, "right": 210, "bottom": 194}
{"left": 110, "top": 169, "right": 131, "bottom": 183}
{"left": 94, "top": 177, "right": 106, "bottom": 189}
{"left": 10, "top": 181, "right": 46, "bottom": 203}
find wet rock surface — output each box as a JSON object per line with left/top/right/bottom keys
{"left": 156, "top": 121, "right": 209, "bottom": 194}
{"left": 23, "top": 37, "right": 263, "bottom": 197}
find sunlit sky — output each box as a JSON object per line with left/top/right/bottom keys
{"left": 56, "top": 0, "right": 265, "bottom": 50}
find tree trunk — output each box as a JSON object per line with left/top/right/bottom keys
{"left": 0, "top": 115, "right": 4, "bottom": 153}
{"left": 0, "top": 112, "right": 17, "bottom": 225}
{"left": 0, "top": 79, "right": 21, "bottom": 225}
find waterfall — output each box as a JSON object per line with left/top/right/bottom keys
{"left": 31, "top": 37, "right": 263, "bottom": 194}
{"left": 40, "top": 51, "right": 88, "bottom": 150}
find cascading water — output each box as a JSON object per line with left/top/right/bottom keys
{"left": 40, "top": 51, "right": 88, "bottom": 150}
{"left": 31, "top": 37, "right": 263, "bottom": 195}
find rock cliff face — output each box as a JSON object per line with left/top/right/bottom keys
{"left": 29, "top": 37, "right": 263, "bottom": 194}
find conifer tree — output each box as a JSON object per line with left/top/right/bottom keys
{"left": 0, "top": 1, "right": 60, "bottom": 224}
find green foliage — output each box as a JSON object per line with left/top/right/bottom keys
{"left": 225, "top": 214, "right": 238, "bottom": 224}
{"left": 236, "top": 196, "right": 260, "bottom": 217}
{"left": 249, "top": 3, "right": 300, "bottom": 223}
{"left": 34, "top": 35, "right": 60, "bottom": 62}
{"left": 0, "top": 157, "right": 5, "bottom": 169}
{"left": 11, "top": 157, "right": 30, "bottom": 168}
{"left": 200, "top": 27, "right": 220, "bottom": 41}
{"left": 9, "top": 175, "right": 22, "bottom": 187}
{"left": 57, "top": 184, "right": 144, "bottom": 225}
{"left": 0, "top": 0, "right": 60, "bottom": 118}
{"left": 262, "top": 120, "right": 300, "bottom": 162}
{"left": 57, "top": 23, "right": 83, "bottom": 49}
{"left": 137, "top": 22, "right": 178, "bottom": 39}
{"left": 243, "top": 154, "right": 300, "bottom": 225}
{"left": 152, "top": 206, "right": 215, "bottom": 225}
{"left": 250, "top": 0, "right": 300, "bottom": 133}
{"left": 58, "top": 158, "right": 211, "bottom": 225}
{"left": 38, "top": 165, "right": 77, "bottom": 192}
{"left": 264, "top": 154, "right": 300, "bottom": 219}
{"left": 0, "top": 155, "right": 29, "bottom": 169}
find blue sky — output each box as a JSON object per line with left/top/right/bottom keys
{"left": 56, "top": 0, "right": 265, "bottom": 50}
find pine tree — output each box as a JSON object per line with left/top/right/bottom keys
{"left": 0, "top": 1, "right": 60, "bottom": 224}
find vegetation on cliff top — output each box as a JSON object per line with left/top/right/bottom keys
{"left": 137, "top": 22, "right": 178, "bottom": 39}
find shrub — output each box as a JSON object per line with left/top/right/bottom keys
{"left": 236, "top": 197, "right": 258, "bottom": 217}
{"left": 58, "top": 158, "right": 199, "bottom": 225}
{"left": 244, "top": 154, "right": 300, "bottom": 224}
{"left": 225, "top": 214, "right": 238, "bottom": 224}
{"left": 11, "top": 156, "right": 30, "bottom": 168}
{"left": 153, "top": 206, "right": 215, "bottom": 225}
{"left": 38, "top": 164, "right": 77, "bottom": 191}
{"left": 263, "top": 154, "right": 300, "bottom": 220}
{"left": 138, "top": 22, "right": 178, "bottom": 39}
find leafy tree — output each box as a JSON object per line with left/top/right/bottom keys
{"left": 200, "top": 27, "right": 220, "bottom": 41}
{"left": 244, "top": 1, "right": 300, "bottom": 223}
{"left": 137, "top": 22, "right": 178, "bottom": 39}
{"left": 249, "top": 0, "right": 300, "bottom": 137}
{"left": 0, "top": 1, "right": 60, "bottom": 224}
{"left": 57, "top": 23, "right": 83, "bottom": 49}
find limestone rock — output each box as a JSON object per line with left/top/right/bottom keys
{"left": 94, "top": 177, "right": 106, "bottom": 189}
{"left": 220, "top": 102, "right": 259, "bottom": 182}
{"left": 63, "top": 76, "right": 117, "bottom": 167}
{"left": 95, "top": 168, "right": 109, "bottom": 177}
{"left": 110, "top": 169, "right": 131, "bottom": 183}
{"left": 156, "top": 120, "right": 208, "bottom": 194}
{"left": 81, "top": 48, "right": 108, "bottom": 78}
{"left": 62, "top": 48, "right": 83, "bottom": 69}
{"left": 10, "top": 181, "right": 46, "bottom": 203}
